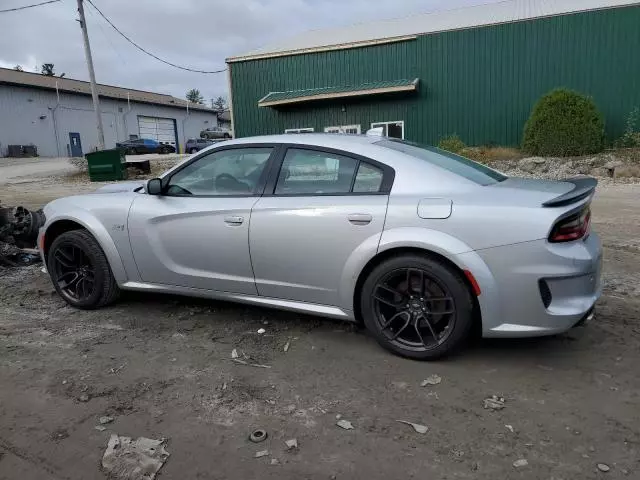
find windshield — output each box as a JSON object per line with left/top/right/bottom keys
{"left": 376, "top": 139, "right": 507, "bottom": 185}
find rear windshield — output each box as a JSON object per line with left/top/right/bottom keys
{"left": 376, "top": 139, "right": 507, "bottom": 185}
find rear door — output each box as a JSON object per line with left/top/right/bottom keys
{"left": 249, "top": 145, "right": 393, "bottom": 306}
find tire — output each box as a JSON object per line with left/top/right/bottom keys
{"left": 360, "top": 254, "right": 474, "bottom": 360}
{"left": 47, "top": 230, "right": 120, "bottom": 310}
{"left": 189, "top": 148, "right": 197, "bottom": 154}
{"left": 223, "top": 133, "right": 231, "bottom": 139}
{"left": 128, "top": 147, "right": 137, "bottom": 155}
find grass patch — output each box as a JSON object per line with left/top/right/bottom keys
{"left": 461, "top": 146, "right": 523, "bottom": 163}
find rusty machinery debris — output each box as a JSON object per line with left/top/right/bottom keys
{"left": 0, "top": 203, "right": 45, "bottom": 267}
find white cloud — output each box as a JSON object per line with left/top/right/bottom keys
{"left": 0, "top": 0, "right": 496, "bottom": 102}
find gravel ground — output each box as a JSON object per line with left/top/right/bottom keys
{"left": 0, "top": 159, "right": 639, "bottom": 479}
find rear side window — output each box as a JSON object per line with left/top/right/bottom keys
{"left": 353, "top": 163, "right": 383, "bottom": 193}
{"left": 275, "top": 148, "right": 358, "bottom": 195}
{"left": 376, "top": 139, "right": 506, "bottom": 185}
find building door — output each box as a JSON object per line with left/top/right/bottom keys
{"left": 324, "top": 124, "right": 361, "bottom": 134}
{"left": 68, "top": 132, "right": 83, "bottom": 157}
{"left": 137, "top": 116, "right": 177, "bottom": 148}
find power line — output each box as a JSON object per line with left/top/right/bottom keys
{"left": 0, "top": 0, "right": 61, "bottom": 13}
{"left": 84, "top": 0, "right": 227, "bottom": 74}
{"left": 85, "top": 1, "right": 128, "bottom": 67}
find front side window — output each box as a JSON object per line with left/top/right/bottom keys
{"left": 145, "top": 139, "right": 159, "bottom": 146}
{"left": 166, "top": 147, "right": 272, "bottom": 196}
{"left": 275, "top": 148, "right": 358, "bottom": 195}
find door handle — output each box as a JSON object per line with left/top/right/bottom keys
{"left": 347, "top": 213, "right": 372, "bottom": 225}
{"left": 224, "top": 215, "right": 244, "bottom": 225}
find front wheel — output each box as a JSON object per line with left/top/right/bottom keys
{"left": 360, "top": 254, "right": 474, "bottom": 360}
{"left": 47, "top": 230, "right": 120, "bottom": 309}
{"left": 128, "top": 147, "right": 137, "bottom": 155}
{"left": 189, "top": 148, "right": 197, "bottom": 154}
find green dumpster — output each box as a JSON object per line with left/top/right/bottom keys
{"left": 85, "top": 149, "right": 127, "bottom": 182}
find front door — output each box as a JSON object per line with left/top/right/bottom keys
{"left": 69, "top": 132, "right": 83, "bottom": 157}
{"left": 250, "top": 146, "right": 390, "bottom": 307}
{"left": 128, "top": 145, "right": 275, "bottom": 293}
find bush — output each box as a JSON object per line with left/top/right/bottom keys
{"left": 437, "top": 134, "right": 466, "bottom": 154}
{"left": 522, "top": 88, "right": 604, "bottom": 156}
{"left": 614, "top": 107, "right": 640, "bottom": 148}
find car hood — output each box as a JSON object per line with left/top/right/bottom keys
{"left": 94, "top": 181, "right": 145, "bottom": 194}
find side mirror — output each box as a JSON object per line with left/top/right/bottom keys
{"left": 147, "top": 178, "right": 163, "bottom": 195}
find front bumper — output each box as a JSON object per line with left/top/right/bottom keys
{"left": 460, "top": 232, "right": 602, "bottom": 338}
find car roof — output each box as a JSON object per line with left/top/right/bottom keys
{"left": 207, "top": 134, "right": 481, "bottom": 193}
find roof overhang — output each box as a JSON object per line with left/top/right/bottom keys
{"left": 258, "top": 78, "right": 419, "bottom": 108}
{"left": 227, "top": 35, "right": 417, "bottom": 63}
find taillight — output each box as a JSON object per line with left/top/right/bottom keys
{"left": 549, "top": 206, "right": 591, "bottom": 243}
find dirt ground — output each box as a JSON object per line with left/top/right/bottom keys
{"left": 0, "top": 164, "right": 639, "bottom": 479}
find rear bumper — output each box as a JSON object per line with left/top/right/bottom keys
{"left": 458, "top": 232, "right": 602, "bottom": 338}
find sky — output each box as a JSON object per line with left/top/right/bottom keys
{"left": 0, "top": 0, "right": 500, "bottom": 105}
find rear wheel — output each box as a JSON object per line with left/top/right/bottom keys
{"left": 360, "top": 254, "right": 474, "bottom": 359}
{"left": 47, "top": 230, "right": 120, "bottom": 309}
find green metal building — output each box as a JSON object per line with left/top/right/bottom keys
{"left": 226, "top": 0, "right": 640, "bottom": 146}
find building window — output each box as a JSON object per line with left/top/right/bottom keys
{"left": 285, "top": 128, "right": 314, "bottom": 134}
{"left": 324, "top": 124, "right": 361, "bottom": 134}
{"left": 371, "top": 121, "right": 404, "bottom": 139}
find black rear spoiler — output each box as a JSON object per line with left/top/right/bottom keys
{"left": 542, "top": 177, "right": 598, "bottom": 207}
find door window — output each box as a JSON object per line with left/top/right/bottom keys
{"left": 167, "top": 147, "right": 273, "bottom": 196}
{"left": 275, "top": 148, "right": 358, "bottom": 195}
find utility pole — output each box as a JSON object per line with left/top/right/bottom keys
{"left": 77, "top": 0, "right": 105, "bottom": 150}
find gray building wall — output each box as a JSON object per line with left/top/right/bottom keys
{"left": 0, "top": 85, "right": 217, "bottom": 157}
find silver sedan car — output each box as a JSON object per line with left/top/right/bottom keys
{"left": 38, "top": 133, "right": 602, "bottom": 359}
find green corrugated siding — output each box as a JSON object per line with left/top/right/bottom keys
{"left": 230, "top": 5, "right": 640, "bottom": 146}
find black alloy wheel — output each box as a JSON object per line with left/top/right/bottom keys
{"left": 361, "top": 254, "right": 474, "bottom": 359}
{"left": 47, "top": 230, "right": 120, "bottom": 309}
{"left": 51, "top": 242, "right": 95, "bottom": 301}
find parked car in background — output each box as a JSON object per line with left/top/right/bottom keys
{"left": 39, "top": 133, "right": 601, "bottom": 360}
{"left": 185, "top": 138, "right": 216, "bottom": 154}
{"left": 116, "top": 138, "right": 175, "bottom": 155}
{"left": 200, "top": 126, "right": 232, "bottom": 140}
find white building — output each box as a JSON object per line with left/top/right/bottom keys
{"left": 0, "top": 67, "right": 217, "bottom": 157}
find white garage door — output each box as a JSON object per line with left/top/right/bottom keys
{"left": 137, "top": 116, "right": 177, "bottom": 146}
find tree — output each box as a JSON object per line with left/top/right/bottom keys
{"left": 186, "top": 88, "right": 204, "bottom": 104}
{"left": 13, "top": 65, "right": 23, "bottom": 71}
{"left": 212, "top": 95, "right": 228, "bottom": 113}
{"left": 41, "top": 63, "right": 55, "bottom": 76}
